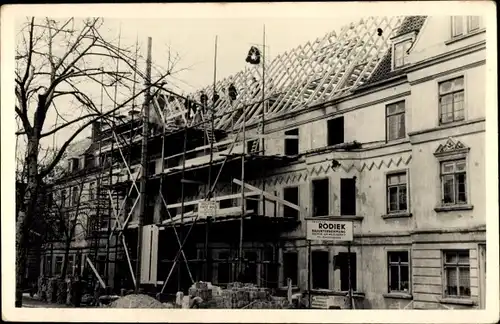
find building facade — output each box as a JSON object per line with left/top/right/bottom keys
{"left": 39, "top": 15, "right": 486, "bottom": 309}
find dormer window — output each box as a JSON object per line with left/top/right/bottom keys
{"left": 393, "top": 39, "right": 412, "bottom": 69}
{"left": 69, "top": 158, "right": 79, "bottom": 172}
{"left": 451, "top": 16, "right": 481, "bottom": 38}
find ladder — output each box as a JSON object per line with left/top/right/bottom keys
{"left": 201, "top": 111, "right": 219, "bottom": 153}
{"left": 250, "top": 121, "right": 263, "bottom": 154}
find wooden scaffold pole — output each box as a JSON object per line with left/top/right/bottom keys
{"left": 204, "top": 35, "right": 218, "bottom": 281}
{"left": 135, "top": 36, "right": 153, "bottom": 293}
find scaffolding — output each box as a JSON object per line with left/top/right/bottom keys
{"left": 84, "top": 16, "right": 408, "bottom": 295}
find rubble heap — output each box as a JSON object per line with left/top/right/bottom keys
{"left": 109, "top": 294, "right": 166, "bottom": 308}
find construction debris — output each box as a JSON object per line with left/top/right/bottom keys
{"left": 108, "top": 294, "right": 166, "bottom": 308}
{"left": 185, "top": 281, "right": 292, "bottom": 309}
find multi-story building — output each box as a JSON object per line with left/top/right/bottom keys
{"left": 39, "top": 15, "right": 486, "bottom": 309}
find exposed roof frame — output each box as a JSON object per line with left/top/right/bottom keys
{"left": 154, "top": 16, "right": 406, "bottom": 133}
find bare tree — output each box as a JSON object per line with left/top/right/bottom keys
{"left": 14, "top": 17, "right": 180, "bottom": 306}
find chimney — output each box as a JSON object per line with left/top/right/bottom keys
{"left": 91, "top": 121, "right": 101, "bottom": 142}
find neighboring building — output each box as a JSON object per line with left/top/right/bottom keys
{"left": 39, "top": 15, "right": 486, "bottom": 309}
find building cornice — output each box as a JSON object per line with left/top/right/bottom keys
{"left": 265, "top": 90, "right": 411, "bottom": 134}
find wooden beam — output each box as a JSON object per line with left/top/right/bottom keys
{"left": 233, "top": 178, "right": 307, "bottom": 213}
{"left": 255, "top": 134, "right": 299, "bottom": 140}
{"left": 181, "top": 179, "right": 206, "bottom": 185}
{"left": 122, "top": 236, "right": 137, "bottom": 288}
{"left": 86, "top": 257, "right": 106, "bottom": 289}
{"left": 165, "top": 191, "right": 260, "bottom": 209}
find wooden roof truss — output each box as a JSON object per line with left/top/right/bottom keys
{"left": 153, "top": 16, "right": 404, "bottom": 133}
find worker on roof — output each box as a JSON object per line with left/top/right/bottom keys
{"left": 252, "top": 77, "right": 261, "bottom": 99}
{"left": 184, "top": 96, "right": 195, "bottom": 120}
{"left": 213, "top": 91, "right": 220, "bottom": 106}
{"left": 228, "top": 83, "right": 238, "bottom": 104}
{"left": 200, "top": 91, "right": 208, "bottom": 114}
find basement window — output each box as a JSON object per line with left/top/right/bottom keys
{"left": 283, "top": 186, "right": 299, "bottom": 219}
{"left": 334, "top": 252, "right": 357, "bottom": 291}
{"left": 283, "top": 251, "right": 298, "bottom": 286}
{"left": 327, "top": 116, "right": 344, "bottom": 146}
{"left": 312, "top": 250, "right": 329, "bottom": 289}
{"left": 312, "top": 178, "right": 329, "bottom": 217}
{"left": 340, "top": 178, "right": 356, "bottom": 216}
{"left": 284, "top": 128, "right": 299, "bottom": 155}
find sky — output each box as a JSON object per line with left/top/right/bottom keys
{"left": 108, "top": 17, "right": 359, "bottom": 92}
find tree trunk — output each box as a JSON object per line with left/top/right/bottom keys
{"left": 61, "top": 238, "right": 71, "bottom": 279}
{"left": 16, "top": 135, "right": 40, "bottom": 307}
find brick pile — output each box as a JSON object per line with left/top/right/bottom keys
{"left": 188, "top": 282, "right": 290, "bottom": 309}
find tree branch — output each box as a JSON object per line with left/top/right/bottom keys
{"left": 38, "top": 76, "right": 168, "bottom": 178}
{"left": 21, "top": 17, "right": 35, "bottom": 87}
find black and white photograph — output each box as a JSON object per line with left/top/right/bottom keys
{"left": 1, "top": 2, "right": 498, "bottom": 323}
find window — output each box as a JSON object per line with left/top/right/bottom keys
{"left": 96, "top": 255, "right": 107, "bottom": 277}
{"left": 148, "top": 161, "right": 156, "bottom": 175}
{"left": 217, "top": 252, "right": 231, "bottom": 285}
{"left": 44, "top": 255, "right": 52, "bottom": 276}
{"left": 246, "top": 196, "right": 259, "bottom": 214}
{"left": 340, "top": 178, "right": 356, "bottom": 216}
{"left": 283, "top": 186, "right": 299, "bottom": 219}
{"left": 334, "top": 252, "right": 357, "bottom": 291}
{"left": 61, "top": 190, "right": 67, "bottom": 207}
{"left": 312, "top": 178, "right": 329, "bottom": 217}
{"left": 262, "top": 247, "right": 278, "bottom": 288}
{"left": 284, "top": 128, "right": 299, "bottom": 155}
{"left": 439, "top": 77, "right": 465, "bottom": 124}
{"left": 247, "top": 139, "right": 259, "bottom": 154}
{"left": 327, "top": 116, "right": 344, "bottom": 146}
{"left": 387, "top": 173, "right": 408, "bottom": 213}
{"left": 67, "top": 255, "right": 75, "bottom": 276}
{"left": 386, "top": 101, "right": 406, "bottom": 141}
{"left": 89, "top": 182, "right": 95, "bottom": 200}
{"left": 72, "top": 186, "right": 79, "bottom": 205}
{"left": 71, "top": 158, "right": 79, "bottom": 172}
{"left": 283, "top": 251, "right": 298, "bottom": 286}
{"left": 244, "top": 251, "right": 258, "bottom": 284}
{"left": 100, "top": 219, "right": 109, "bottom": 231}
{"left": 441, "top": 159, "right": 467, "bottom": 205}
{"left": 452, "top": 16, "right": 481, "bottom": 37}
{"left": 388, "top": 251, "right": 410, "bottom": 293}
{"left": 54, "top": 256, "right": 63, "bottom": 275}
{"left": 393, "top": 39, "right": 412, "bottom": 69}
{"left": 219, "top": 198, "right": 233, "bottom": 209}
{"left": 443, "top": 250, "right": 471, "bottom": 297}
{"left": 312, "top": 251, "right": 329, "bottom": 289}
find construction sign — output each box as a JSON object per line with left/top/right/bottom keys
{"left": 306, "top": 219, "right": 353, "bottom": 242}
{"left": 198, "top": 201, "right": 218, "bottom": 217}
